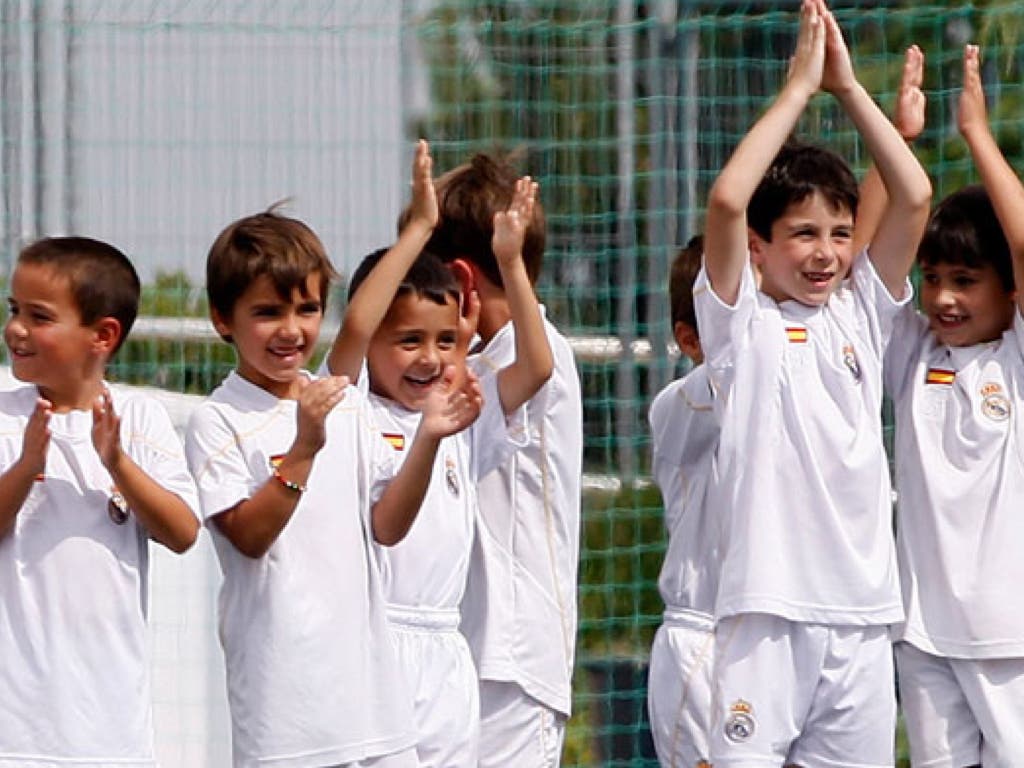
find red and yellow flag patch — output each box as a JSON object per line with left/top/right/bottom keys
{"left": 382, "top": 433, "right": 405, "bottom": 451}
{"left": 925, "top": 368, "right": 955, "bottom": 386}
{"left": 785, "top": 326, "right": 808, "bottom": 344}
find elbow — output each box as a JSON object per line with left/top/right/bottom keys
{"left": 707, "top": 180, "right": 748, "bottom": 220}
{"left": 162, "top": 517, "right": 201, "bottom": 555}
{"left": 372, "top": 527, "right": 403, "bottom": 547}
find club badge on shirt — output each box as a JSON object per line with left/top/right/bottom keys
{"left": 724, "top": 698, "right": 756, "bottom": 743}
{"left": 842, "top": 343, "right": 861, "bottom": 381}
{"left": 980, "top": 382, "right": 1011, "bottom": 422}
{"left": 108, "top": 487, "right": 130, "bottom": 525}
{"left": 444, "top": 455, "right": 459, "bottom": 498}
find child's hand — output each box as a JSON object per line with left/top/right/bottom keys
{"left": 407, "top": 139, "right": 438, "bottom": 231}
{"left": 895, "top": 45, "right": 926, "bottom": 142}
{"left": 786, "top": 0, "right": 825, "bottom": 98}
{"left": 20, "top": 397, "right": 52, "bottom": 477}
{"left": 419, "top": 365, "right": 482, "bottom": 440}
{"left": 293, "top": 376, "right": 349, "bottom": 456}
{"left": 91, "top": 388, "right": 124, "bottom": 472}
{"left": 492, "top": 177, "right": 538, "bottom": 268}
{"left": 958, "top": 45, "right": 988, "bottom": 139}
{"left": 818, "top": 0, "right": 857, "bottom": 96}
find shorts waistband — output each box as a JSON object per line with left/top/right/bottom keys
{"left": 386, "top": 604, "right": 461, "bottom": 631}
{"left": 663, "top": 605, "right": 714, "bottom": 632}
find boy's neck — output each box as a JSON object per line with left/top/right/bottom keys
{"left": 38, "top": 375, "right": 106, "bottom": 413}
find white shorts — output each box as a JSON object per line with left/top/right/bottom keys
{"left": 710, "top": 614, "right": 896, "bottom": 768}
{"left": 388, "top": 606, "right": 479, "bottom": 768}
{"left": 647, "top": 608, "right": 715, "bottom": 767}
{"left": 478, "top": 680, "right": 566, "bottom": 768}
{"left": 895, "top": 642, "right": 1024, "bottom": 767}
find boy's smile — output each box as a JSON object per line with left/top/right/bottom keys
{"left": 920, "top": 262, "right": 1015, "bottom": 347}
{"left": 752, "top": 191, "right": 854, "bottom": 307}
{"left": 213, "top": 273, "right": 323, "bottom": 399}
{"left": 367, "top": 292, "right": 460, "bottom": 412}
{"left": 5, "top": 262, "right": 105, "bottom": 410}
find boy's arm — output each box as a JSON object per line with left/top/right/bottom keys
{"left": 0, "top": 397, "right": 50, "bottom": 541}
{"left": 704, "top": 0, "right": 825, "bottom": 305}
{"left": 210, "top": 376, "right": 348, "bottom": 558}
{"left": 91, "top": 390, "right": 199, "bottom": 553}
{"left": 493, "top": 178, "right": 554, "bottom": 414}
{"left": 371, "top": 365, "right": 481, "bottom": 545}
{"left": 853, "top": 45, "right": 926, "bottom": 254}
{"left": 818, "top": 0, "right": 931, "bottom": 296}
{"left": 325, "top": 140, "right": 438, "bottom": 381}
{"left": 958, "top": 44, "right": 1024, "bottom": 315}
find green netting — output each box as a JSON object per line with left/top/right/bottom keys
{"left": 3, "top": 1, "right": 1024, "bottom": 765}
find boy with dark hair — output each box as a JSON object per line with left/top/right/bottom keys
{"left": 186, "top": 201, "right": 481, "bottom": 767}
{"left": 646, "top": 233, "right": 720, "bottom": 766}
{"left": 424, "top": 150, "right": 583, "bottom": 766}
{"left": 861, "top": 45, "right": 1024, "bottom": 765}
{"left": 696, "top": 0, "right": 931, "bottom": 763}
{"left": 0, "top": 236, "right": 200, "bottom": 764}
{"left": 322, "top": 140, "right": 552, "bottom": 767}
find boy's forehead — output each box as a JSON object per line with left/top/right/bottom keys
{"left": 778, "top": 192, "right": 854, "bottom": 224}
{"left": 380, "top": 292, "right": 459, "bottom": 327}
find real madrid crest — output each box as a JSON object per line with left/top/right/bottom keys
{"left": 724, "top": 698, "right": 756, "bottom": 743}
{"left": 108, "top": 487, "right": 130, "bottom": 525}
{"left": 445, "top": 455, "right": 460, "bottom": 498}
{"left": 980, "top": 381, "right": 1011, "bottom": 422}
{"left": 842, "top": 342, "right": 861, "bottom": 382}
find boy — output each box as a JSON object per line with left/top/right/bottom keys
{"left": 0, "top": 237, "right": 200, "bottom": 765}
{"left": 427, "top": 152, "right": 584, "bottom": 766}
{"left": 696, "top": 0, "right": 931, "bottom": 763}
{"left": 322, "top": 141, "right": 553, "bottom": 766}
{"left": 862, "top": 45, "right": 1024, "bottom": 765}
{"left": 185, "top": 207, "right": 481, "bottom": 767}
{"left": 646, "top": 234, "right": 720, "bottom": 767}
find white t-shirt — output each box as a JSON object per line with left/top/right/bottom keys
{"left": 649, "top": 365, "right": 719, "bottom": 623}
{"left": 886, "top": 305, "right": 1024, "bottom": 658}
{"left": 0, "top": 384, "right": 199, "bottom": 767}
{"left": 693, "top": 251, "right": 907, "bottom": 625}
{"left": 460, "top": 311, "right": 583, "bottom": 717}
{"left": 185, "top": 371, "right": 415, "bottom": 767}
{"left": 366, "top": 372, "right": 527, "bottom": 611}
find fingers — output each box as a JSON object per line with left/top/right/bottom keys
{"left": 413, "top": 139, "right": 433, "bottom": 183}
{"left": 963, "top": 43, "right": 980, "bottom": 84}
{"left": 902, "top": 45, "right": 923, "bottom": 90}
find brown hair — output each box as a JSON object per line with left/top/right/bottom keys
{"left": 669, "top": 234, "right": 703, "bottom": 334}
{"left": 420, "top": 152, "right": 546, "bottom": 287}
{"left": 206, "top": 206, "right": 339, "bottom": 340}
{"left": 18, "top": 236, "right": 140, "bottom": 355}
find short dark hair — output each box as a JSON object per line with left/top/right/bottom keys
{"left": 419, "top": 152, "right": 546, "bottom": 288}
{"left": 206, "top": 207, "right": 338, "bottom": 338}
{"left": 669, "top": 234, "right": 704, "bottom": 335}
{"left": 748, "top": 140, "right": 859, "bottom": 242}
{"left": 18, "top": 236, "right": 140, "bottom": 354}
{"left": 918, "top": 185, "right": 1014, "bottom": 292}
{"left": 348, "top": 248, "right": 460, "bottom": 308}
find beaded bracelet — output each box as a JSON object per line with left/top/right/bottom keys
{"left": 272, "top": 466, "right": 307, "bottom": 494}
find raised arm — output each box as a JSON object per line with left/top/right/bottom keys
{"left": 704, "top": 0, "right": 824, "bottom": 305}
{"left": 958, "top": 44, "right": 1024, "bottom": 315}
{"left": 212, "top": 376, "right": 348, "bottom": 558}
{"left": 853, "top": 45, "right": 926, "bottom": 254}
{"left": 817, "top": 0, "right": 931, "bottom": 295}
{"left": 0, "top": 397, "right": 50, "bottom": 541}
{"left": 371, "top": 365, "right": 481, "bottom": 545}
{"left": 492, "top": 178, "right": 554, "bottom": 414}
{"left": 91, "top": 389, "right": 199, "bottom": 553}
{"left": 325, "top": 140, "right": 438, "bottom": 381}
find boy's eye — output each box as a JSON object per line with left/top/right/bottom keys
{"left": 399, "top": 335, "right": 421, "bottom": 347}
{"left": 921, "top": 272, "right": 939, "bottom": 285}
{"left": 253, "top": 306, "right": 280, "bottom": 317}
{"left": 438, "top": 333, "right": 458, "bottom": 348}
{"left": 953, "top": 275, "right": 977, "bottom": 288}
{"left": 832, "top": 228, "right": 852, "bottom": 240}
{"left": 298, "top": 302, "right": 322, "bottom": 315}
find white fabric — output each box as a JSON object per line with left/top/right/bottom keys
{"left": 647, "top": 609, "right": 715, "bottom": 768}
{"left": 460, "top": 311, "right": 583, "bottom": 718}
{"left": 709, "top": 614, "right": 895, "bottom": 767}
{"left": 477, "top": 680, "right": 566, "bottom": 768}
{"left": 886, "top": 306, "right": 1024, "bottom": 658}
{"left": 0, "top": 384, "right": 199, "bottom": 767}
{"left": 185, "top": 371, "right": 414, "bottom": 768}
{"left": 649, "top": 364, "right": 719, "bottom": 619}
{"left": 693, "top": 251, "right": 907, "bottom": 625}
{"left": 896, "top": 641, "right": 1024, "bottom": 768}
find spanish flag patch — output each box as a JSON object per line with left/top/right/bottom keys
{"left": 269, "top": 454, "right": 285, "bottom": 469}
{"left": 925, "top": 368, "right": 955, "bottom": 386}
{"left": 786, "top": 326, "right": 808, "bottom": 344}
{"left": 382, "top": 433, "right": 405, "bottom": 451}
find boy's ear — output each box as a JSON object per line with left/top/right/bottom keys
{"left": 210, "top": 308, "right": 233, "bottom": 343}
{"left": 673, "top": 321, "right": 703, "bottom": 365}
{"left": 748, "top": 228, "right": 768, "bottom": 266}
{"left": 92, "top": 317, "right": 123, "bottom": 356}
{"left": 450, "top": 258, "right": 476, "bottom": 298}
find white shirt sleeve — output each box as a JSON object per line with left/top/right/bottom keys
{"left": 185, "top": 404, "right": 256, "bottom": 522}
{"left": 469, "top": 369, "right": 530, "bottom": 481}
